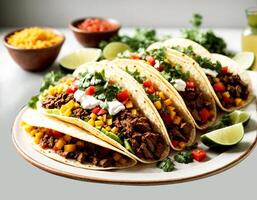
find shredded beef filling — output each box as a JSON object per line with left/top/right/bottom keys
{"left": 207, "top": 73, "right": 249, "bottom": 108}
{"left": 42, "top": 93, "right": 74, "bottom": 109}
{"left": 113, "top": 110, "right": 165, "bottom": 160}
{"left": 179, "top": 88, "right": 213, "bottom": 125}
{"left": 40, "top": 133, "right": 126, "bottom": 168}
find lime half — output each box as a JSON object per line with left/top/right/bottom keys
{"left": 103, "top": 42, "right": 130, "bottom": 60}
{"left": 233, "top": 52, "right": 255, "bottom": 70}
{"left": 228, "top": 110, "right": 250, "bottom": 126}
{"left": 59, "top": 48, "right": 102, "bottom": 72}
{"left": 201, "top": 123, "right": 244, "bottom": 148}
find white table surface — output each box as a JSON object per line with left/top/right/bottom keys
{"left": 1, "top": 28, "right": 256, "bottom": 200}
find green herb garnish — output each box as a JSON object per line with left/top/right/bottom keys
{"left": 157, "top": 157, "right": 175, "bottom": 172}
{"left": 40, "top": 70, "right": 65, "bottom": 92}
{"left": 209, "top": 114, "right": 232, "bottom": 131}
{"left": 125, "top": 67, "right": 145, "bottom": 83}
{"left": 28, "top": 95, "right": 39, "bottom": 109}
{"left": 174, "top": 151, "right": 193, "bottom": 164}
{"left": 148, "top": 94, "right": 160, "bottom": 102}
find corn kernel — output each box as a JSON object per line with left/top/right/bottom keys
{"left": 74, "top": 102, "right": 80, "bottom": 108}
{"left": 88, "top": 119, "right": 95, "bottom": 126}
{"left": 30, "top": 129, "right": 38, "bottom": 136}
{"left": 63, "top": 135, "right": 72, "bottom": 142}
{"left": 54, "top": 139, "right": 66, "bottom": 150}
{"left": 170, "top": 111, "right": 176, "bottom": 120}
{"left": 102, "top": 114, "right": 107, "bottom": 122}
{"left": 111, "top": 127, "right": 119, "bottom": 134}
{"left": 179, "top": 141, "right": 186, "bottom": 149}
{"left": 158, "top": 91, "right": 166, "bottom": 100}
{"left": 90, "top": 113, "right": 97, "bottom": 120}
{"left": 57, "top": 86, "right": 63, "bottom": 94}
{"left": 107, "top": 118, "right": 112, "bottom": 126}
{"left": 63, "top": 109, "right": 72, "bottom": 117}
{"left": 222, "top": 91, "right": 230, "bottom": 98}
{"left": 35, "top": 132, "right": 44, "bottom": 139}
{"left": 154, "top": 100, "right": 162, "bottom": 110}
{"left": 131, "top": 109, "right": 138, "bottom": 116}
{"left": 64, "top": 144, "right": 76, "bottom": 152}
{"left": 105, "top": 126, "right": 111, "bottom": 131}
{"left": 164, "top": 99, "right": 172, "bottom": 106}
{"left": 235, "top": 98, "right": 243, "bottom": 106}
{"left": 95, "top": 120, "right": 104, "bottom": 127}
{"left": 125, "top": 101, "right": 133, "bottom": 108}
{"left": 34, "top": 137, "right": 41, "bottom": 144}
{"left": 173, "top": 116, "right": 182, "bottom": 125}
{"left": 24, "top": 125, "right": 33, "bottom": 133}
{"left": 167, "top": 106, "right": 175, "bottom": 113}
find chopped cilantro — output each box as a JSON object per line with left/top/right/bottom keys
{"left": 125, "top": 67, "right": 145, "bottom": 83}
{"left": 157, "top": 157, "right": 175, "bottom": 172}
{"left": 208, "top": 114, "right": 232, "bottom": 131}
{"left": 28, "top": 95, "right": 39, "bottom": 109}
{"left": 174, "top": 151, "right": 193, "bottom": 164}
{"left": 148, "top": 94, "right": 160, "bottom": 102}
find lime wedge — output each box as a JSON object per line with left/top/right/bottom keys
{"left": 228, "top": 110, "right": 250, "bottom": 126}
{"left": 201, "top": 123, "right": 244, "bottom": 148}
{"left": 103, "top": 42, "right": 130, "bottom": 60}
{"left": 59, "top": 48, "right": 102, "bottom": 72}
{"left": 233, "top": 52, "right": 255, "bottom": 70}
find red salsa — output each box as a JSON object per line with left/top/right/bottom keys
{"left": 78, "top": 18, "right": 118, "bottom": 32}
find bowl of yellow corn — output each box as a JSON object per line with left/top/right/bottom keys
{"left": 3, "top": 27, "right": 65, "bottom": 72}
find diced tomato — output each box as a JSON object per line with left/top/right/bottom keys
{"left": 108, "top": 80, "right": 116, "bottom": 84}
{"left": 92, "top": 107, "right": 101, "bottom": 114}
{"left": 48, "top": 129, "right": 63, "bottom": 138}
{"left": 222, "top": 66, "right": 228, "bottom": 74}
{"left": 117, "top": 90, "right": 129, "bottom": 102}
{"left": 97, "top": 109, "right": 107, "bottom": 115}
{"left": 146, "top": 56, "right": 155, "bottom": 66}
{"left": 157, "top": 64, "right": 164, "bottom": 72}
{"left": 143, "top": 80, "right": 153, "bottom": 88}
{"left": 66, "top": 85, "right": 78, "bottom": 94}
{"left": 171, "top": 140, "right": 179, "bottom": 147}
{"left": 131, "top": 55, "right": 141, "bottom": 60}
{"left": 162, "top": 114, "right": 172, "bottom": 124}
{"left": 192, "top": 148, "right": 206, "bottom": 161}
{"left": 223, "top": 95, "right": 231, "bottom": 103}
{"left": 85, "top": 86, "right": 95, "bottom": 96}
{"left": 213, "top": 82, "right": 225, "bottom": 92}
{"left": 186, "top": 80, "right": 195, "bottom": 88}
{"left": 41, "top": 143, "right": 48, "bottom": 149}
{"left": 146, "top": 86, "right": 155, "bottom": 94}
{"left": 199, "top": 108, "right": 211, "bottom": 122}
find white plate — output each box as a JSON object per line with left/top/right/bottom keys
{"left": 12, "top": 72, "right": 257, "bottom": 185}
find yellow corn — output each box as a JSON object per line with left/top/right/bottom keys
{"left": 63, "top": 109, "right": 72, "bottom": 117}
{"left": 57, "top": 86, "right": 63, "bottom": 94}
{"left": 131, "top": 109, "right": 137, "bottom": 116}
{"left": 63, "top": 135, "right": 72, "bottom": 142}
{"left": 97, "top": 116, "right": 103, "bottom": 121}
{"left": 107, "top": 118, "right": 112, "bottom": 126}
{"left": 102, "top": 114, "right": 107, "bottom": 122}
{"left": 179, "top": 142, "right": 186, "bottom": 149}
{"left": 164, "top": 99, "right": 172, "bottom": 106}
{"left": 167, "top": 106, "right": 175, "bottom": 113}
{"left": 173, "top": 116, "right": 182, "bottom": 125}
{"left": 158, "top": 91, "right": 166, "bottom": 100}
{"left": 35, "top": 132, "right": 44, "bottom": 139}
{"left": 74, "top": 102, "right": 80, "bottom": 108}
{"left": 76, "top": 141, "right": 85, "bottom": 148}
{"left": 88, "top": 118, "right": 95, "bottom": 126}
{"left": 65, "top": 79, "right": 73, "bottom": 85}
{"left": 170, "top": 111, "right": 176, "bottom": 120}
{"left": 125, "top": 101, "right": 133, "bottom": 108}
{"left": 34, "top": 137, "right": 41, "bottom": 144}
{"left": 235, "top": 98, "right": 243, "bottom": 106}
{"left": 64, "top": 144, "right": 76, "bottom": 153}
{"left": 48, "top": 85, "right": 55, "bottom": 96}
{"left": 54, "top": 139, "right": 66, "bottom": 150}
{"left": 223, "top": 91, "right": 230, "bottom": 98}
{"left": 154, "top": 100, "right": 162, "bottom": 110}
{"left": 90, "top": 113, "right": 97, "bottom": 120}
{"left": 111, "top": 127, "right": 119, "bottom": 134}
{"left": 113, "top": 152, "right": 122, "bottom": 161}
{"left": 30, "top": 129, "right": 38, "bottom": 136}
{"left": 24, "top": 125, "right": 33, "bottom": 133}
{"left": 105, "top": 126, "right": 111, "bottom": 131}
{"left": 95, "top": 120, "right": 104, "bottom": 127}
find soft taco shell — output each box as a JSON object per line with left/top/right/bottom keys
{"left": 111, "top": 58, "right": 196, "bottom": 150}
{"left": 22, "top": 109, "right": 137, "bottom": 170}
{"left": 39, "top": 62, "right": 170, "bottom": 163}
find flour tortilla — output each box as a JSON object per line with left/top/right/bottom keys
{"left": 22, "top": 109, "right": 137, "bottom": 170}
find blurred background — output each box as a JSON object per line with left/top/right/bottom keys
{"left": 0, "top": 0, "right": 256, "bottom": 28}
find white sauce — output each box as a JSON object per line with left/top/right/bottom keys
{"left": 107, "top": 100, "right": 125, "bottom": 115}
{"left": 74, "top": 90, "right": 85, "bottom": 102}
{"left": 154, "top": 60, "right": 160, "bottom": 69}
{"left": 173, "top": 79, "right": 186, "bottom": 91}
{"left": 203, "top": 68, "right": 218, "bottom": 77}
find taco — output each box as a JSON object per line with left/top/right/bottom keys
{"left": 36, "top": 62, "right": 170, "bottom": 163}
{"left": 111, "top": 58, "right": 196, "bottom": 150}
{"left": 163, "top": 38, "right": 254, "bottom": 111}
{"left": 21, "top": 109, "right": 137, "bottom": 170}
{"left": 118, "top": 47, "right": 217, "bottom": 130}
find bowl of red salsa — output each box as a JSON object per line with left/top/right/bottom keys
{"left": 69, "top": 17, "right": 121, "bottom": 47}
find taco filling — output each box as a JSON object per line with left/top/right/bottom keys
{"left": 172, "top": 46, "right": 250, "bottom": 109}
{"left": 120, "top": 48, "right": 214, "bottom": 125}
{"left": 21, "top": 122, "right": 130, "bottom": 168}
{"left": 125, "top": 67, "right": 193, "bottom": 149}
{"left": 40, "top": 71, "right": 166, "bottom": 161}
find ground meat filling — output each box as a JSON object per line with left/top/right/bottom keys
{"left": 42, "top": 92, "right": 166, "bottom": 161}
{"left": 207, "top": 73, "right": 249, "bottom": 108}
{"left": 113, "top": 110, "right": 165, "bottom": 160}
{"left": 39, "top": 132, "right": 128, "bottom": 168}
{"left": 179, "top": 88, "right": 213, "bottom": 125}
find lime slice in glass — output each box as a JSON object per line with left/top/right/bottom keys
{"left": 228, "top": 110, "right": 250, "bottom": 126}
{"left": 201, "top": 123, "right": 244, "bottom": 148}
{"left": 233, "top": 52, "right": 255, "bottom": 70}
{"left": 103, "top": 42, "right": 130, "bottom": 60}
{"left": 59, "top": 48, "right": 102, "bottom": 72}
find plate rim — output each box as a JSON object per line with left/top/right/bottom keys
{"left": 12, "top": 106, "right": 257, "bottom": 185}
